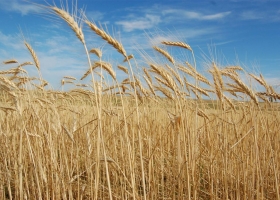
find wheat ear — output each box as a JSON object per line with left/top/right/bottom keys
{"left": 153, "top": 46, "right": 175, "bottom": 64}
{"left": 117, "top": 65, "right": 128, "bottom": 74}
{"left": 162, "top": 41, "right": 192, "bottom": 51}
{"left": 51, "top": 7, "right": 85, "bottom": 44}
{"left": 89, "top": 48, "right": 102, "bottom": 58}
{"left": 24, "top": 42, "right": 40, "bottom": 70}
{"left": 85, "top": 20, "right": 127, "bottom": 57}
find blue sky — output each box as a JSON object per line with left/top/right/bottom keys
{"left": 0, "top": 0, "right": 280, "bottom": 90}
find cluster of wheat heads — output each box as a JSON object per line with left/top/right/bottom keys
{"left": 0, "top": 2, "right": 280, "bottom": 200}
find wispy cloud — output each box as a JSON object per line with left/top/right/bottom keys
{"left": 0, "top": 31, "right": 25, "bottom": 51}
{"left": 85, "top": 10, "right": 104, "bottom": 21}
{"left": 0, "top": 0, "right": 42, "bottom": 15}
{"left": 162, "top": 9, "right": 231, "bottom": 20}
{"left": 116, "top": 14, "right": 161, "bottom": 32}
{"left": 240, "top": 11, "right": 264, "bottom": 20}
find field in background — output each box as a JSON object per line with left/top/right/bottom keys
{"left": 0, "top": 2, "right": 280, "bottom": 200}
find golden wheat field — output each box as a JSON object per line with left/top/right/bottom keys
{"left": 0, "top": 2, "right": 280, "bottom": 200}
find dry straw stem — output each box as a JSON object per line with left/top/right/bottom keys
{"left": 81, "top": 61, "right": 116, "bottom": 80}
{"left": 89, "top": 48, "right": 102, "bottom": 58}
{"left": 24, "top": 42, "right": 40, "bottom": 70}
{"left": 123, "top": 54, "right": 133, "bottom": 62}
{"left": 225, "top": 72, "right": 259, "bottom": 105}
{"left": 153, "top": 46, "right": 175, "bottom": 64}
{"left": 117, "top": 65, "right": 128, "bottom": 74}
{"left": 3, "top": 59, "right": 18, "bottom": 64}
{"left": 162, "top": 41, "right": 192, "bottom": 51}
{"left": 85, "top": 20, "right": 127, "bottom": 57}
{"left": 51, "top": 7, "right": 85, "bottom": 44}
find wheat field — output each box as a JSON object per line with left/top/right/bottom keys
{"left": 0, "top": 2, "right": 280, "bottom": 200}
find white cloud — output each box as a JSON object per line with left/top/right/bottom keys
{"left": 240, "top": 11, "right": 264, "bottom": 20}
{"left": 0, "top": 0, "right": 43, "bottom": 15}
{"left": 85, "top": 10, "right": 104, "bottom": 21}
{"left": 162, "top": 9, "right": 231, "bottom": 20}
{"left": 116, "top": 14, "right": 161, "bottom": 32}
